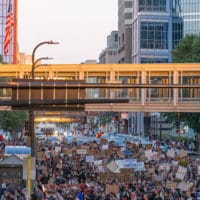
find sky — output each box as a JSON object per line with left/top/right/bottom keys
{"left": 18, "top": 0, "right": 118, "bottom": 64}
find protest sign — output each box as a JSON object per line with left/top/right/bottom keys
{"left": 106, "top": 160, "right": 118, "bottom": 172}
{"left": 106, "top": 184, "right": 119, "bottom": 194}
{"left": 176, "top": 166, "right": 187, "bottom": 180}
{"left": 102, "top": 144, "right": 109, "bottom": 150}
{"left": 85, "top": 156, "right": 94, "bottom": 163}
{"left": 159, "top": 163, "right": 171, "bottom": 171}
{"left": 167, "top": 149, "right": 175, "bottom": 158}
{"left": 94, "top": 160, "right": 103, "bottom": 166}
{"left": 55, "top": 146, "right": 61, "bottom": 153}
{"left": 172, "top": 161, "right": 178, "bottom": 166}
{"left": 77, "top": 149, "right": 87, "bottom": 155}
{"left": 166, "top": 181, "right": 177, "bottom": 189}
{"left": 178, "top": 149, "right": 187, "bottom": 158}
{"left": 177, "top": 182, "right": 190, "bottom": 191}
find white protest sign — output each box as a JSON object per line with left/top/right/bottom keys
{"left": 176, "top": 166, "right": 187, "bottom": 180}
{"left": 115, "top": 159, "right": 137, "bottom": 169}
{"left": 94, "top": 160, "right": 103, "bottom": 166}
{"left": 86, "top": 155, "right": 94, "bottom": 163}
{"left": 102, "top": 144, "right": 109, "bottom": 150}
{"left": 172, "top": 161, "right": 178, "bottom": 166}
{"left": 55, "top": 146, "right": 61, "bottom": 153}
{"left": 135, "top": 162, "right": 145, "bottom": 171}
{"left": 77, "top": 149, "right": 87, "bottom": 155}
{"left": 106, "top": 160, "right": 118, "bottom": 173}
{"left": 98, "top": 165, "right": 105, "bottom": 173}
{"left": 159, "top": 163, "right": 171, "bottom": 171}
{"left": 167, "top": 149, "right": 175, "bottom": 158}
{"left": 145, "top": 150, "right": 158, "bottom": 160}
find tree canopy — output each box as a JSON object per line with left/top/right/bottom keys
{"left": 0, "top": 111, "right": 28, "bottom": 136}
{"left": 172, "top": 34, "right": 200, "bottom": 63}
{"left": 163, "top": 34, "right": 200, "bottom": 134}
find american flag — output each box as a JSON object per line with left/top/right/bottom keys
{"left": 3, "top": 0, "right": 14, "bottom": 55}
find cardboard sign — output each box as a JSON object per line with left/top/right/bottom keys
{"left": 178, "top": 149, "right": 187, "bottom": 158}
{"left": 177, "top": 182, "right": 190, "bottom": 191}
{"left": 106, "top": 184, "right": 119, "bottom": 194}
{"left": 120, "top": 169, "right": 134, "bottom": 182}
{"left": 166, "top": 181, "right": 177, "bottom": 189}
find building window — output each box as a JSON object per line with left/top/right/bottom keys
{"left": 141, "top": 57, "right": 168, "bottom": 63}
{"left": 140, "top": 22, "right": 168, "bottom": 49}
{"left": 139, "top": 0, "right": 166, "bottom": 12}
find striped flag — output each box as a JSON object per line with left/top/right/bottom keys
{"left": 3, "top": 0, "right": 14, "bottom": 55}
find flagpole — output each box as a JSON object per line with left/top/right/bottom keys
{"left": 13, "top": 0, "right": 18, "bottom": 64}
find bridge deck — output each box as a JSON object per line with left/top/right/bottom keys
{"left": 0, "top": 63, "right": 199, "bottom": 112}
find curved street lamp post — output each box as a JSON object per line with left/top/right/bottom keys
{"left": 29, "top": 41, "right": 59, "bottom": 158}
{"left": 31, "top": 41, "right": 59, "bottom": 79}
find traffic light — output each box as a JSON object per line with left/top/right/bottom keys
{"left": 174, "top": 120, "right": 180, "bottom": 133}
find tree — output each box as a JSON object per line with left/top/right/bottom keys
{"left": 162, "top": 113, "right": 200, "bottom": 134}
{"left": 162, "top": 34, "right": 200, "bottom": 136}
{"left": 172, "top": 34, "right": 200, "bottom": 63}
{"left": 0, "top": 111, "right": 28, "bottom": 137}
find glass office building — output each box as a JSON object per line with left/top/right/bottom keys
{"left": 0, "top": 0, "right": 17, "bottom": 64}
{"left": 173, "top": 0, "right": 200, "bottom": 35}
{"left": 133, "top": 0, "right": 200, "bottom": 63}
{"left": 133, "top": 0, "right": 172, "bottom": 63}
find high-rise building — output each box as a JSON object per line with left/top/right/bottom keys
{"left": 0, "top": 0, "right": 18, "bottom": 64}
{"left": 132, "top": 0, "right": 200, "bottom": 64}
{"left": 172, "top": 0, "right": 200, "bottom": 48}
{"left": 132, "top": 0, "right": 173, "bottom": 63}
{"left": 99, "top": 31, "right": 118, "bottom": 64}
{"left": 118, "top": 0, "right": 133, "bottom": 63}
{"left": 174, "top": 0, "right": 200, "bottom": 36}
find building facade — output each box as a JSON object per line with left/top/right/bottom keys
{"left": 118, "top": 0, "right": 133, "bottom": 63}
{"left": 99, "top": 31, "right": 118, "bottom": 64}
{"left": 132, "top": 0, "right": 200, "bottom": 64}
{"left": 132, "top": 0, "right": 173, "bottom": 64}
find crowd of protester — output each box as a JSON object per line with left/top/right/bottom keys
{"left": 0, "top": 133, "right": 200, "bottom": 199}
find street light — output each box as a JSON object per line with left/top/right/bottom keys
{"left": 29, "top": 41, "right": 59, "bottom": 158}
{"left": 27, "top": 41, "right": 59, "bottom": 197}
{"left": 31, "top": 41, "right": 59, "bottom": 79}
